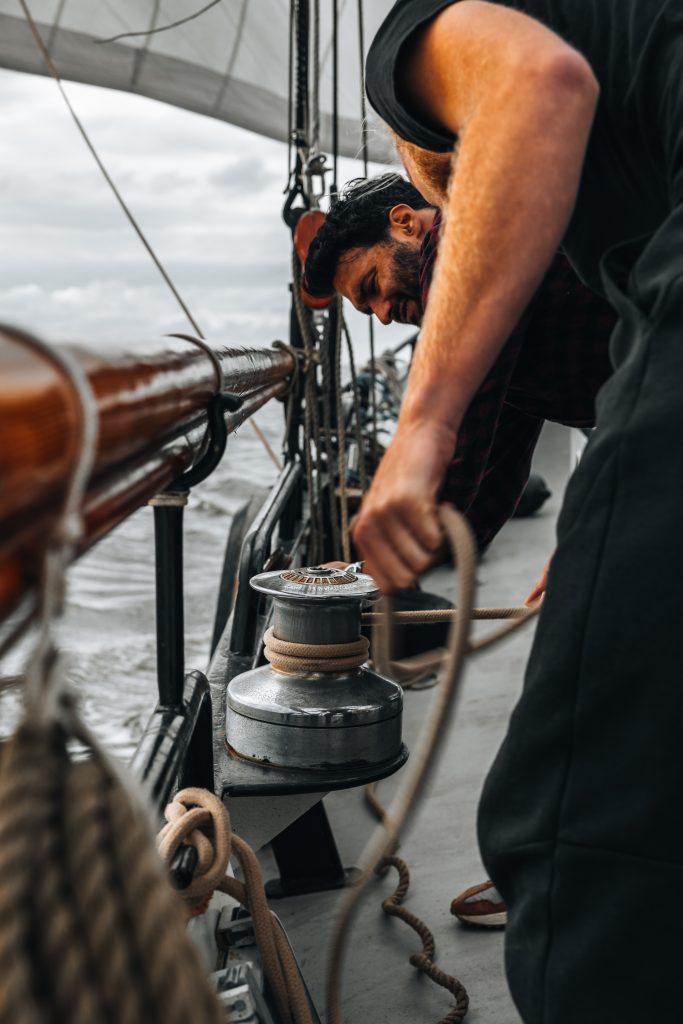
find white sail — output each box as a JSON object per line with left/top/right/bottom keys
{"left": 0, "top": 0, "right": 393, "bottom": 161}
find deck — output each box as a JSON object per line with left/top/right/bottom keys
{"left": 253, "top": 422, "right": 572, "bottom": 1024}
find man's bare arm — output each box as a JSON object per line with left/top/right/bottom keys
{"left": 399, "top": 1, "right": 599, "bottom": 432}
{"left": 352, "top": 2, "right": 598, "bottom": 592}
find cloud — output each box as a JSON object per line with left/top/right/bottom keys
{"left": 0, "top": 67, "right": 406, "bottom": 360}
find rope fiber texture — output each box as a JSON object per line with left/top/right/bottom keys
{"left": 0, "top": 725, "right": 224, "bottom": 1024}
{"left": 365, "top": 783, "right": 469, "bottom": 1023}
{"left": 263, "top": 626, "right": 369, "bottom": 674}
{"left": 158, "top": 788, "right": 313, "bottom": 1024}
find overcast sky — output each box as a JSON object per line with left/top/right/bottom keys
{"left": 0, "top": 68, "right": 408, "bottom": 361}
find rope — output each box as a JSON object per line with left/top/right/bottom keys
{"left": 263, "top": 627, "right": 369, "bottom": 674}
{"left": 311, "top": 0, "right": 321, "bottom": 156}
{"left": 354, "top": 0, "right": 379, "bottom": 466}
{"left": 364, "top": 783, "right": 470, "bottom": 1023}
{"left": 379, "top": 856, "right": 470, "bottom": 1024}
{"left": 342, "top": 317, "right": 368, "bottom": 492}
{"left": 369, "top": 603, "right": 540, "bottom": 686}
{"left": 20, "top": 0, "right": 278, "bottom": 473}
{"left": 365, "top": 782, "right": 470, "bottom": 1024}
{"left": 362, "top": 606, "right": 532, "bottom": 625}
{"left": 357, "top": 0, "right": 369, "bottom": 178}
{"left": 321, "top": 311, "right": 342, "bottom": 559}
{"left": 326, "top": 506, "right": 540, "bottom": 1023}
{"left": 94, "top": 0, "right": 223, "bottom": 44}
{"left": 0, "top": 330, "right": 229, "bottom": 1024}
{"left": 292, "top": 250, "right": 326, "bottom": 561}
{"left": 158, "top": 788, "right": 314, "bottom": 1024}
{"left": 0, "top": 723, "right": 226, "bottom": 1024}
{"left": 332, "top": 0, "right": 339, "bottom": 196}
{"left": 368, "top": 321, "right": 379, "bottom": 469}
{"left": 334, "top": 298, "right": 352, "bottom": 562}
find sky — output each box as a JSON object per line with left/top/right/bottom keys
{"left": 0, "top": 67, "right": 409, "bottom": 362}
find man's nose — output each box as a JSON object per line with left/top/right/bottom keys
{"left": 370, "top": 296, "right": 393, "bottom": 326}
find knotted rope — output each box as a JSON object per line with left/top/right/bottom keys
{"left": 365, "top": 783, "right": 469, "bottom": 1023}
{"left": 158, "top": 788, "right": 314, "bottom": 1024}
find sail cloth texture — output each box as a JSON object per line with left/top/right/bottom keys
{"left": 0, "top": 0, "right": 393, "bottom": 161}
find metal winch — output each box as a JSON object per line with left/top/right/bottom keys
{"left": 225, "top": 566, "right": 403, "bottom": 774}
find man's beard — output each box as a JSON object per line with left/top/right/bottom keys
{"left": 388, "top": 241, "right": 423, "bottom": 325}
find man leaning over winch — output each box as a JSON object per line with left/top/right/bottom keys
{"left": 305, "top": 172, "right": 615, "bottom": 571}
{"left": 304, "top": 172, "right": 616, "bottom": 928}
{"left": 338, "top": 1, "right": 683, "bottom": 1021}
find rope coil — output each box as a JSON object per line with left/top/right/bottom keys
{"left": 263, "top": 626, "right": 369, "bottom": 674}
{"left": 158, "top": 788, "right": 313, "bottom": 1024}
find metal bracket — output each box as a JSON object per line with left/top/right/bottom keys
{"left": 170, "top": 391, "right": 243, "bottom": 492}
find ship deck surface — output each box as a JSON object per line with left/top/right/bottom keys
{"left": 256, "top": 422, "right": 572, "bottom": 1024}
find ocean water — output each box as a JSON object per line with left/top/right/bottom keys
{"left": 0, "top": 400, "right": 284, "bottom": 761}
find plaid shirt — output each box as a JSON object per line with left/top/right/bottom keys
{"left": 419, "top": 212, "right": 617, "bottom": 548}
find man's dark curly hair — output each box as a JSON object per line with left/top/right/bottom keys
{"left": 304, "top": 174, "right": 434, "bottom": 298}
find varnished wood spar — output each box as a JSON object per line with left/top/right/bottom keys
{"left": 0, "top": 325, "right": 295, "bottom": 622}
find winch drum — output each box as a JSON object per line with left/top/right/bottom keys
{"left": 225, "top": 567, "right": 403, "bottom": 774}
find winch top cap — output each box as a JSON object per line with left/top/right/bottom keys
{"left": 250, "top": 565, "right": 379, "bottom": 601}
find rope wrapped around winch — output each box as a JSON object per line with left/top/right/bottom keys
{"left": 263, "top": 626, "right": 369, "bottom": 673}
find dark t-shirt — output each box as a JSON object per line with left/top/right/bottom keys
{"left": 366, "top": 0, "right": 683, "bottom": 297}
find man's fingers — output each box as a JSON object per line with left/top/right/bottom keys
{"left": 361, "top": 542, "right": 417, "bottom": 593}
{"left": 401, "top": 503, "right": 444, "bottom": 554}
{"left": 382, "top": 516, "right": 442, "bottom": 576}
{"left": 525, "top": 553, "right": 553, "bottom": 605}
{"left": 353, "top": 519, "right": 420, "bottom": 592}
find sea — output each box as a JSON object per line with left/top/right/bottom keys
{"left": 0, "top": 399, "right": 284, "bottom": 761}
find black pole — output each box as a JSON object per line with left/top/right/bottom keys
{"left": 153, "top": 497, "right": 186, "bottom": 710}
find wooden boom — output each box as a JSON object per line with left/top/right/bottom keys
{"left": 0, "top": 325, "right": 296, "bottom": 623}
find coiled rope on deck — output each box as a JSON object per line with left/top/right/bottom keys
{"left": 158, "top": 788, "right": 313, "bottom": 1024}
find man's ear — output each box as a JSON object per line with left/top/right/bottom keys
{"left": 388, "top": 203, "right": 419, "bottom": 238}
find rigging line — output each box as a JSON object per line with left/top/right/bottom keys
{"left": 311, "top": 0, "right": 321, "bottom": 155}
{"left": 321, "top": 312, "right": 342, "bottom": 559}
{"left": 46, "top": 0, "right": 68, "bottom": 54}
{"left": 131, "top": 0, "right": 162, "bottom": 87}
{"left": 342, "top": 317, "right": 368, "bottom": 492}
{"left": 331, "top": 0, "right": 339, "bottom": 196}
{"left": 334, "top": 297, "right": 351, "bottom": 562}
{"left": 286, "top": 0, "right": 295, "bottom": 189}
{"left": 357, "top": 0, "right": 369, "bottom": 178}
{"left": 318, "top": 0, "right": 349, "bottom": 72}
{"left": 21, "top": 0, "right": 282, "bottom": 472}
{"left": 356, "top": 0, "right": 378, "bottom": 462}
{"left": 213, "top": 0, "right": 249, "bottom": 114}
{"left": 19, "top": 0, "right": 203, "bottom": 339}
{"left": 93, "top": 0, "right": 223, "bottom": 45}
